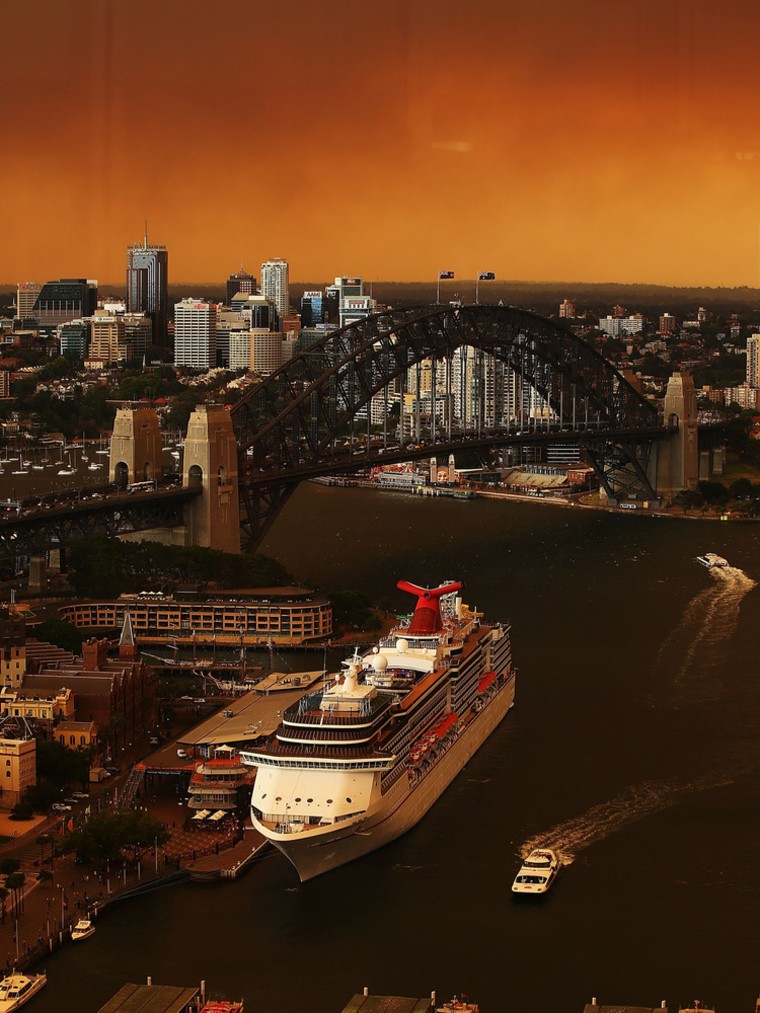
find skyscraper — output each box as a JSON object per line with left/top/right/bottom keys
{"left": 226, "top": 265, "right": 256, "bottom": 305}
{"left": 260, "top": 258, "right": 289, "bottom": 321}
{"left": 747, "top": 333, "right": 760, "bottom": 388}
{"left": 126, "top": 227, "right": 169, "bottom": 347}
{"left": 174, "top": 299, "right": 216, "bottom": 369}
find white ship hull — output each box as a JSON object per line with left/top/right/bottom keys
{"left": 264, "top": 674, "right": 515, "bottom": 881}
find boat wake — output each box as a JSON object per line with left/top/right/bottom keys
{"left": 655, "top": 564, "right": 756, "bottom": 703}
{"left": 519, "top": 764, "right": 752, "bottom": 865}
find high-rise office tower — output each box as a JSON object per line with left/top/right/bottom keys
{"left": 260, "top": 258, "right": 289, "bottom": 321}
{"left": 174, "top": 299, "right": 216, "bottom": 369}
{"left": 126, "top": 227, "right": 169, "bottom": 346}
{"left": 226, "top": 266, "right": 256, "bottom": 305}
{"left": 747, "top": 334, "right": 760, "bottom": 388}
{"left": 16, "top": 282, "right": 41, "bottom": 321}
{"left": 300, "top": 291, "right": 325, "bottom": 327}
{"left": 33, "top": 279, "right": 98, "bottom": 327}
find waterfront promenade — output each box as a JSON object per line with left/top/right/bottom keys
{"left": 0, "top": 786, "right": 266, "bottom": 974}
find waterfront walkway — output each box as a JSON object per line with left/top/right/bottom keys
{"left": 0, "top": 785, "right": 268, "bottom": 974}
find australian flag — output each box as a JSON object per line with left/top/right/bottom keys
{"left": 478, "top": 271, "right": 495, "bottom": 281}
{"left": 439, "top": 270, "right": 455, "bottom": 279}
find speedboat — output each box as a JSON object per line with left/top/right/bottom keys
{"left": 511, "top": 848, "right": 561, "bottom": 895}
{"left": 71, "top": 918, "right": 95, "bottom": 942}
{"left": 0, "top": 972, "right": 47, "bottom": 1011}
{"left": 695, "top": 553, "right": 729, "bottom": 569}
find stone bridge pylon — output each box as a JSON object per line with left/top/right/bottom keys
{"left": 109, "top": 403, "right": 240, "bottom": 554}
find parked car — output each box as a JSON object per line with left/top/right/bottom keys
{"left": 51, "top": 803, "right": 72, "bottom": 813}
{"left": 176, "top": 748, "right": 188, "bottom": 759}
{"left": 63, "top": 797, "right": 80, "bottom": 805}
{"left": 71, "top": 792, "right": 89, "bottom": 800}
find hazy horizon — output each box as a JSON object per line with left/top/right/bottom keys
{"left": 4, "top": 1, "right": 760, "bottom": 288}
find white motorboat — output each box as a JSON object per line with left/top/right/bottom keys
{"left": 696, "top": 553, "right": 729, "bottom": 569}
{"left": 71, "top": 918, "right": 95, "bottom": 942}
{"left": 0, "top": 972, "right": 47, "bottom": 1011}
{"left": 511, "top": 848, "right": 561, "bottom": 895}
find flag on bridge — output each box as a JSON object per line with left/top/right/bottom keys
{"left": 478, "top": 271, "right": 495, "bottom": 281}
{"left": 439, "top": 270, "right": 454, "bottom": 279}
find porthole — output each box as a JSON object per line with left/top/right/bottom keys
{"left": 275, "top": 796, "right": 282, "bottom": 802}
{"left": 295, "top": 797, "right": 301, "bottom": 803}
{"left": 261, "top": 793, "right": 267, "bottom": 799}
{"left": 307, "top": 798, "right": 313, "bottom": 804}
{"left": 346, "top": 797, "right": 352, "bottom": 803}
{"left": 326, "top": 799, "right": 333, "bottom": 804}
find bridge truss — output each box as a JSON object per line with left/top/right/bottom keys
{"left": 232, "top": 304, "right": 666, "bottom": 545}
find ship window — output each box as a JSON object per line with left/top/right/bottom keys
{"left": 346, "top": 797, "right": 352, "bottom": 803}
{"left": 261, "top": 793, "right": 266, "bottom": 799}
{"left": 294, "top": 797, "right": 301, "bottom": 803}
{"left": 275, "top": 796, "right": 282, "bottom": 802}
{"left": 326, "top": 799, "right": 333, "bottom": 804}
{"left": 307, "top": 798, "right": 313, "bottom": 804}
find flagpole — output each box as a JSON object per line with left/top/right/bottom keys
{"left": 436, "top": 271, "right": 441, "bottom": 305}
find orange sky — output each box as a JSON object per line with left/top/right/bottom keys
{"left": 4, "top": 0, "right": 760, "bottom": 287}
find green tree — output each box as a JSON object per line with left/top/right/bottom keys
{"left": 62, "top": 811, "right": 169, "bottom": 864}
{"left": 32, "top": 620, "right": 85, "bottom": 654}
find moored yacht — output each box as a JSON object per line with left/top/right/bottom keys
{"left": 0, "top": 972, "right": 47, "bottom": 1012}
{"left": 241, "top": 579, "right": 516, "bottom": 881}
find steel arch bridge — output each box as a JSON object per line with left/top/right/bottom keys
{"left": 231, "top": 304, "right": 668, "bottom": 546}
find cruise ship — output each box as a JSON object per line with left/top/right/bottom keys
{"left": 240, "top": 579, "right": 516, "bottom": 881}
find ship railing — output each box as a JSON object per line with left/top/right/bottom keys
{"left": 278, "top": 726, "right": 376, "bottom": 743}
{"left": 266, "top": 741, "right": 386, "bottom": 761}
{"left": 286, "top": 695, "right": 393, "bottom": 725}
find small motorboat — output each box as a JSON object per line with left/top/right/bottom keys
{"left": 511, "top": 848, "right": 561, "bottom": 895}
{"left": 71, "top": 918, "right": 95, "bottom": 942}
{"left": 695, "top": 553, "right": 729, "bottom": 569}
{"left": 0, "top": 972, "right": 47, "bottom": 1011}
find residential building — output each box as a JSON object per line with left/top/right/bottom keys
{"left": 174, "top": 299, "right": 217, "bottom": 369}
{"left": 228, "top": 329, "right": 251, "bottom": 370}
{"left": 251, "top": 328, "right": 283, "bottom": 375}
{"left": 126, "top": 230, "right": 169, "bottom": 346}
{"left": 59, "top": 587, "right": 333, "bottom": 647}
{"left": 746, "top": 333, "right": 760, "bottom": 388}
{"left": 559, "top": 299, "right": 575, "bottom": 318}
{"left": 658, "top": 313, "right": 676, "bottom": 334}
{"left": 260, "top": 258, "right": 289, "bottom": 320}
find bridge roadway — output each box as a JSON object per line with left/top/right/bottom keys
{"left": 0, "top": 480, "right": 200, "bottom": 560}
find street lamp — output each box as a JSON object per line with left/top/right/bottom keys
{"left": 436, "top": 270, "right": 454, "bottom": 304}
{"left": 475, "top": 271, "right": 495, "bottom": 305}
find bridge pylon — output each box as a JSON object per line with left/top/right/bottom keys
{"left": 182, "top": 404, "right": 241, "bottom": 554}
{"left": 109, "top": 406, "right": 163, "bottom": 487}
{"left": 652, "top": 372, "right": 699, "bottom": 499}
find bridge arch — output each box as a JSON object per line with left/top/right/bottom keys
{"left": 233, "top": 304, "right": 657, "bottom": 469}
{"left": 230, "top": 304, "right": 663, "bottom": 545}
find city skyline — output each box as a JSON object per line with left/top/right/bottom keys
{"left": 4, "top": 0, "right": 760, "bottom": 287}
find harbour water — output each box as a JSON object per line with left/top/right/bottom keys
{"left": 30, "top": 485, "right": 760, "bottom": 1012}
